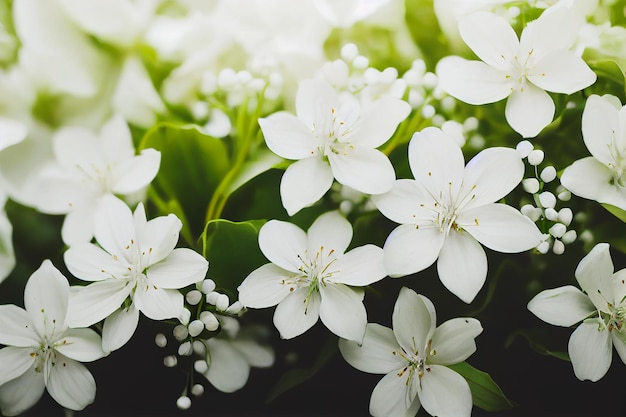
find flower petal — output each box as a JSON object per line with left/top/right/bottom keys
{"left": 204, "top": 338, "right": 249, "bottom": 393}
{"left": 436, "top": 56, "right": 512, "bottom": 105}
{"left": 581, "top": 94, "right": 621, "bottom": 165}
{"left": 519, "top": 6, "right": 579, "bottom": 62}
{"left": 111, "top": 148, "right": 161, "bottom": 195}
{"left": 307, "top": 210, "right": 352, "bottom": 255}
{"left": 369, "top": 371, "right": 420, "bottom": 417}
{"left": 237, "top": 263, "right": 295, "bottom": 308}
{"left": 280, "top": 157, "right": 334, "bottom": 216}
{"left": 148, "top": 248, "right": 208, "bottom": 289}
{"left": 568, "top": 319, "right": 612, "bottom": 382}
{"left": 430, "top": 318, "right": 483, "bottom": 365}
{"left": 328, "top": 147, "right": 395, "bottom": 195}
{"left": 134, "top": 286, "right": 183, "bottom": 321}
{"left": 67, "top": 279, "right": 131, "bottom": 328}
{"left": 61, "top": 202, "right": 97, "bottom": 246}
{"left": 458, "top": 12, "right": 519, "bottom": 70}
{"left": 560, "top": 157, "right": 626, "bottom": 209}
{"left": 54, "top": 328, "right": 105, "bottom": 362}
{"left": 0, "top": 305, "right": 38, "bottom": 347}
{"left": 258, "top": 112, "right": 317, "bottom": 160}
{"left": 461, "top": 204, "right": 543, "bottom": 253}
{"left": 575, "top": 243, "right": 615, "bottom": 313}
{"left": 46, "top": 355, "right": 96, "bottom": 411}
{"left": 611, "top": 332, "right": 626, "bottom": 366}
{"left": 527, "top": 286, "right": 595, "bottom": 327}
{"left": 354, "top": 97, "right": 411, "bottom": 148}
{"left": 382, "top": 224, "right": 444, "bottom": 278}
{"left": 93, "top": 195, "right": 136, "bottom": 260}
{"left": 258, "top": 220, "right": 307, "bottom": 273}
{"left": 0, "top": 363, "right": 45, "bottom": 417}
{"left": 505, "top": 84, "right": 555, "bottom": 138}
{"left": 372, "top": 179, "right": 436, "bottom": 225}
{"left": 101, "top": 307, "right": 140, "bottom": 353}
{"left": 25, "top": 260, "right": 70, "bottom": 337}
{"left": 419, "top": 364, "right": 473, "bottom": 417}
{"left": 437, "top": 232, "right": 487, "bottom": 303}
{"left": 232, "top": 338, "right": 274, "bottom": 368}
{"left": 339, "top": 323, "right": 405, "bottom": 374}
{"left": 64, "top": 243, "right": 129, "bottom": 282}
{"left": 135, "top": 209, "right": 182, "bottom": 266}
{"left": 461, "top": 147, "right": 525, "bottom": 210}
{"left": 319, "top": 284, "right": 366, "bottom": 343}
{"left": 273, "top": 288, "right": 320, "bottom": 339}
{"left": 529, "top": 50, "right": 596, "bottom": 95}
{"left": 295, "top": 78, "right": 338, "bottom": 128}
{"left": 331, "top": 245, "right": 386, "bottom": 286}
{"left": 392, "top": 288, "right": 436, "bottom": 354}
{"left": 0, "top": 347, "right": 35, "bottom": 386}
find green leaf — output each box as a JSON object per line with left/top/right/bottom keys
{"left": 448, "top": 362, "right": 516, "bottom": 412}
{"left": 226, "top": 149, "right": 283, "bottom": 195}
{"left": 265, "top": 335, "right": 338, "bottom": 404}
{"left": 588, "top": 60, "right": 625, "bottom": 88}
{"left": 505, "top": 329, "right": 570, "bottom": 362}
{"left": 404, "top": 0, "right": 448, "bottom": 69}
{"left": 138, "top": 123, "right": 231, "bottom": 243}
{"left": 602, "top": 203, "right": 626, "bottom": 223}
{"left": 201, "top": 219, "right": 268, "bottom": 296}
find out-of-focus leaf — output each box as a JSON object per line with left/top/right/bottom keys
{"left": 506, "top": 329, "right": 570, "bottom": 362}
{"left": 201, "top": 218, "right": 267, "bottom": 296}
{"left": 138, "top": 122, "right": 230, "bottom": 242}
{"left": 602, "top": 203, "right": 626, "bottom": 223}
{"left": 448, "top": 361, "right": 516, "bottom": 412}
{"left": 404, "top": 0, "right": 448, "bottom": 69}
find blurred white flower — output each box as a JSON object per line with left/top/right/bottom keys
{"left": 561, "top": 94, "right": 626, "bottom": 210}
{"left": 339, "top": 287, "right": 482, "bottom": 417}
{"left": 238, "top": 211, "right": 387, "bottom": 342}
{"left": 528, "top": 243, "right": 626, "bottom": 381}
{"left": 436, "top": 7, "right": 596, "bottom": 137}
{"left": 64, "top": 195, "right": 208, "bottom": 352}
{"left": 259, "top": 78, "right": 410, "bottom": 215}
{"left": 0, "top": 260, "right": 105, "bottom": 416}
{"left": 373, "top": 127, "right": 542, "bottom": 303}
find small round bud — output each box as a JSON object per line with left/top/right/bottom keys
{"left": 200, "top": 311, "right": 220, "bottom": 331}
{"left": 215, "top": 294, "right": 230, "bottom": 312}
{"left": 186, "top": 290, "right": 203, "bottom": 306}
{"left": 521, "top": 204, "right": 542, "bottom": 222}
{"left": 173, "top": 324, "right": 189, "bottom": 341}
{"left": 341, "top": 43, "right": 359, "bottom": 61}
{"left": 561, "top": 229, "right": 577, "bottom": 244}
{"left": 352, "top": 55, "right": 369, "bottom": 69}
{"left": 463, "top": 116, "right": 479, "bottom": 131}
{"left": 193, "top": 340, "right": 206, "bottom": 355}
{"left": 522, "top": 178, "right": 540, "bottom": 194}
{"left": 176, "top": 396, "right": 192, "bottom": 410}
{"left": 191, "top": 384, "right": 205, "bottom": 397}
{"left": 527, "top": 149, "right": 545, "bottom": 166}
{"left": 549, "top": 223, "right": 567, "bottom": 238}
{"left": 194, "top": 359, "right": 209, "bottom": 374}
{"left": 557, "top": 208, "right": 573, "bottom": 226}
{"left": 579, "top": 229, "right": 593, "bottom": 243}
{"left": 540, "top": 166, "right": 557, "bottom": 183}
{"left": 516, "top": 140, "right": 534, "bottom": 158}
{"left": 155, "top": 333, "right": 167, "bottom": 348}
{"left": 557, "top": 189, "right": 571, "bottom": 201}
{"left": 552, "top": 239, "right": 565, "bottom": 255}
{"left": 538, "top": 191, "right": 556, "bottom": 208}
{"left": 422, "top": 72, "right": 438, "bottom": 89}
{"left": 201, "top": 279, "right": 216, "bottom": 294}
{"left": 536, "top": 241, "right": 550, "bottom": 254}
{"left": 178, "top": 341, "right": 193, "bottom": 356}
{"left": 163, "top": 355, "right": 178, "bottom": 368}
{"left": 544, "top": 207, "right": 558, "bottom": 221}
{"left": 188, "top": 320, "right": 205, "bottom": 337}
{"left": 179, "top": 308, "right": 191, "bottom": 326}
{"left": 225, "top": 301, "right": 244, "bottom": 315}
{"left": 421, "top": 104, "right": 436, "bottom": 118}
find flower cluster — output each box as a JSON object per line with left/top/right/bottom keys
{"left": 0, "top": 0, "right": 626, "bottom": 416}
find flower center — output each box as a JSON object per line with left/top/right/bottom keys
{"left": 420, "top": 182, "right": 477, "bottom": 235}
{"left": 606, "top": 134, "right": 626, "bottom": 188}
{"left": 394, "top": 337, "right": 435, "bottom": 385}
{"left": 313, "top": 105, "right": 359, "bottom": 159}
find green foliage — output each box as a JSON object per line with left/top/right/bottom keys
{"left": 139, "top": 122, "right": 230, "bottom": 245}
{"left": 448, "top": 362, "right": 516, "bottom": 412}
{"left": 602, "top": 203, "right": 626, "bottom": 223}
{"left": 505, "top": 328, "right": 570, "bottom": 362}
{"left": 404, "top": 0, "right": 448, "bottom": 69}
{"left": 201, "top": 219, "right": 267, "bottom": 297}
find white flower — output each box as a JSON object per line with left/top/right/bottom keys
{"left": 436, "top": 7, "right": 596, "bottom": 138}
{"left": 0, "top": 192, "right": 15, "bottom": 283}
{"left": 339, "top": 287, "right": 482, "bottom": 417}
{"left": 373, "top": 127, "right": 542, "bottom": 303}
{"left": 0, "top": 260, "right": 105, "bottom": 416}
{"left": 32, "top": 114, "right": 161, "bottom": 245}
{"left": 64, "top": 195, "right": 208, "bottom": 352}
{"left": 237, "top": 210, "right": 387, "bottom": 342}
{"left": 528, "top": 242, "right": 626, "bottom": 382}
{"left": 200, "top": 317, "right": 274, "bottom": 393}
{"left": 560, "top": 94, "right": 626, "bottom": 210}
{"left": 259, "top": 78, "right": 411, "bottom": 215}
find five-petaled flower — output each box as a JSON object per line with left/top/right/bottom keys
{"left": 64, "top": 195, "right": 209, "bottom": 353}
{"left": 528, "top": 242, "right": 626, "bottom": 382}
{"left": 373, "top": 126, "right": 542, "bottom": 303}
{"left": 436, "top": 7, "right": 596, "bottom": 138}
{"left": 339, "top": 287, "right": 482, "bottom": 417}
{"left": 561, "top": 94, "right": 626, "bottom": 210}
{"left": 237, "top": 210, "right": 387, "bottom": 343}
{"left": 0, "top": 260, "right": 105, "bottom": 416}
{"left": 258, "top": 77, "right": 411, "bottom": 215}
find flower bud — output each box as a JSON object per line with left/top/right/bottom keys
{"left": 527, "top": 149, "right": 544, "bottom": 166}
{"left": 522, "top": 178, "right": 540, "bottom": 194}
{"left": 538, "top": 191, "right": 556, "bottom": 208}
{"left": 540, "top": 166, "right": 557, "bottom": 183}
{"left": 176, "top": 396, "right": 191, "bottom": 410}
{"left": 155, "top": 333, "right": 167, "bottom": 348}
{"left": 186, "top": 290, "right": 203, "bottom": 306}
{"left": 516, "top": 140, "right": 534, "bottom": 158}
{"left": 173, "top": 324, "right": 189, "bottom": 341}
{"left": 562, "top": 229, "right": 577, "bottom": 244}
{"left": 188, "top": 320, "right": 205, "bottom": 337}
{"left": 549, "top": 223, "right": 567, "bottom": 238}
{"left": 552, "top": 239, "right": 565, "bottom": 255}
{"left": 544, "top": 207, "right": 558, "bottom": 221}
{"left": 557, "top": 208, "right": 573, "bottom": 226}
